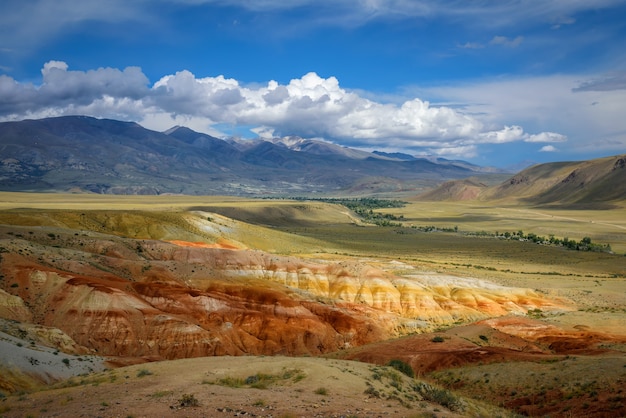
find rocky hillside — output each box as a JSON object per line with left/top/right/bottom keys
{"left": 0, "top": 210, "right": 568, "bottom": 364}
{"left": 0, "top": 116, "right": 485, "bottom": 195}
{"left": 417, "top": 154, "right": 626, "bottom": 205}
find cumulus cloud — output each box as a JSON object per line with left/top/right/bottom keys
{"left": 525, "top": 132, "right": 567, "bottom": 143}
{"left": 0, "top": 61, "right": 149, "bottom": 117}
{"left": 539, "top": 145, "right": 558, "bottom": 152}
{"left": 0, "top": 61, "right": 568, "bottom": 159}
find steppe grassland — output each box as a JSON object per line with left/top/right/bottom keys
{"left": 0, "top": 193, "right": 335, "bottom": 255}
{"left": 1, "top": 192, "right": 625, "bottom": 311}
{"left": 2, "top": 192, "right": 625, "bottom": 275}
{"left": 381, "top": 200, "right": 626, "bottom": 254}
{"left": 0, "top": 191, "right": 244, "bottom": 211}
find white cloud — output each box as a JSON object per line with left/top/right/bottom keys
{"left": 477, "top": 125, "right": 525, "bottom": 143}
{"left": 539, "top": 145, "right": 558, "bottom": 152}
{"left": 42, "top": 60, "right": 68, "bottom": 74}
{"left": 458, "top": 42, "right": 485, "bottom": 49}
{"left": 525, "top": 132, "right": 567, "bottom": 143}
{"left": 414, "top": 74, "right": 626, "bottom": 156}
{"left": 489, "top": 35, "right": 524, "bottom": 48}
{"left": 0, "top": 61, "right": 576, "bottom": 159}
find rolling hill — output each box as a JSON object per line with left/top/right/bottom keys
{"left": 417, "top": 154, "right": 626, "bottom": 206}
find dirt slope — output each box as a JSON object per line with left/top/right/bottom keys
{"left": 0, "top": 356, "right": 511, "bottom": 418}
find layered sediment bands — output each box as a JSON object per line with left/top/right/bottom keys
{"left": 0, "top": 289, "right": 31, "bottom": 321}
{"left": 480, "top": 317, "right": 626, "bottom": 353}
{"left": 0, "top": 227, "right": 570, "bottom": 359}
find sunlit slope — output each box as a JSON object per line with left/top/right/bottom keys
{"left": 484, "top": 154, "right": 626, "bottom": 205}
{"left": 415, "top": 178, "right": 489, "bottom": 201}
{"left": 0, "top": 200, "right": 348, "bottom": 253}
{"left": 419, "top": 154, "right": 626, "bottom": 206}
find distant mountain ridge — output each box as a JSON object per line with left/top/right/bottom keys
{"left": 417, "top": 154, "right": 626, "bottom": 206}
{"left": 0, "top": 116, "right": 498, "bottom": 196}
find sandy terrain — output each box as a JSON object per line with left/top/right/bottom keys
{"left": 0, "top": 356, "right": 507, "bottom": 418}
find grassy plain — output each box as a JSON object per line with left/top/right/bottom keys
{"left": 390, "top": 200, "right": 626, "bottom": 254}
{"left": 2, "top": 192, "right": 624, "bottom": 311}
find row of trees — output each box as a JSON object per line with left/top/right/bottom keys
{"left": 281, "top": 197, "right": 614, "bottom": 254}
{"left": 486, "top": 230, "right": 612, "bottom": 253}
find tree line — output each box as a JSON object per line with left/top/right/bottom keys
{"left": 278, "top": 197, "right": 614, "bottom": 254}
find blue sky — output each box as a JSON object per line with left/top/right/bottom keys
{"left": 1, "top": 1, "right": 625, "bottom": 168}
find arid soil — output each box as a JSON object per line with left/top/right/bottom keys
{"left": 0, "top": 356, "right": 506, "bottom": 418}
{"left": 1, "top": 203, "right": 625, "bottom": 417}
{"left": 333, "top": 317, "right": 626, "bottom": 417}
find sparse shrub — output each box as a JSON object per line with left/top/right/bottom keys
{"left": 431, "top": 336, "right": 445, "bottom": 343}
{"left": 137, "top": 368, "right": 153, "bottom": 377}
{"left": 479, "top": 335, "right": 488, "bottom": 342}
{"left": 371, "top": 369, "right": 382, "bottom": 381}
{"left": 62, "top": 358, "right": 70, "bottom": 367}
{"left": 364, "top": 385, "right": 381, "bottom": 398}
{"left": 387, "top": 359, "right": 415, "bottom": 378}
{"left": 413, "top": 382, "right": 464, "bottom": 412}
{"left": 178, "top": 393, "right": 199, "bottom": 407}
{"left": 216, "top": 376, "right": 244, "bottom": 388}
{"left": 314, "top": 387, "right": 328, "bottom": 396}
{"left": 245, "top": 375, "right": 259, "bottom": 385}
{"left": 211, "top": 369, "right": 304, "bottom": 389}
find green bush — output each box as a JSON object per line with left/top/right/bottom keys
{"left": 387, "top": 359, "right": 415, "bottom": 378}
{"left": 314, "top": 387, "right": 328, "bottom": 396}
{"left": 413, "top": 382, "right": 464, "bottom": 412}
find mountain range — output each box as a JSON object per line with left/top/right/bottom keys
{"left": 0, "top": 116, "right": 501, "bottom": 196}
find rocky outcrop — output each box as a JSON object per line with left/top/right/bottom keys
{"left": 0, "top": 225, "right": 570, "bottom": 360}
